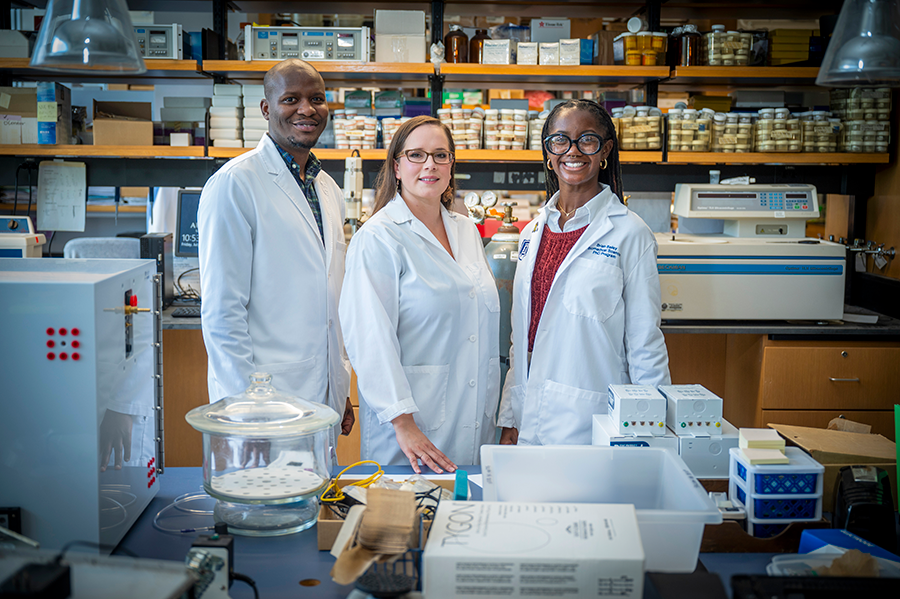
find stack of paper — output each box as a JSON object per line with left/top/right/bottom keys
{"left": 739, "top": 428, "right": 787, "bottom": 464}
{"left": 739, "top": 448, "right": 790, "bottom": 465}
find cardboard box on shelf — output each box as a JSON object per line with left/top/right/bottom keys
{"left": 0, "top": 87, "right": 38, "bottom": 144}
{"left": 93, "top": 100, "right": 153, "bottom": 146}
{"left": 530, "top": 18, "right": 571, "bottom": 43}
{"left": 375, "top": 9, "right": 426, "bottom": 63}
{"left": 768, "top": 423, "right": 897, "bottom": 512}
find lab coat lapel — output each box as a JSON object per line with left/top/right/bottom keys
{"left": 387, "top": 195, "right": 456, "bottom": 260}
{"left": 261, "top": 136, "right": 323, "bottom": 250}
{"left": 552, "top": 189, "right": 620, "bottom": 283}
{"left": 317, "top": 175, "right": 337, "bottom": 266}
{"left": 441, "top": 208, "right": 461, "bottom": 260}
{"left": 521, "top": 209, "right": 548, "bottom": 304}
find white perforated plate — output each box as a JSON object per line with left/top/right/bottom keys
{"left": 211, "top": 466, "right": 325, "bottom": 500}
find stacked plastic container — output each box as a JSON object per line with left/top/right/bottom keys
{"left": 710, "top": 112, "right": 754, "bottom": 153}
{"left": 667, "top": 108, "right": 713, "bottom": 152}
{"left": 241, "top": 85, "right": 266, "bottom": 148}
{"left": 438, "top": 106, "right": 485, "bottom": 150}
{"left": 614, "top": 105, "right": 663, "bottom": 151}
{"left": 333, "top": 110, "right": 377, "bottom": 150}
{"left": 754, "top": 107, "right": 801, "bottom": 152}
{"left": 798, "top": 112, "right": 841, "bottom": 153}
{"left": 830, "top": 88, "right": 892, "bottom": 153}
{"left": 728, "top": 447, "right": 824, "bottom": 538}
{"left": 381, "top": 116, "right": 411, "bottom": 147}
{"left": 529, "top": 113, "right": 547, "bottom": 151}
{"left": 702, "top": 25, "right": 752, "bottom": 66}
{"left": 210, "top": 84, "right": 243, "bottom": 148}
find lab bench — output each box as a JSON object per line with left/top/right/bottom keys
{"left": 160, "top": 307, "right": 900, "bottom": 468}
{"left": 115, "top": 466, "right": 771, "bottom": 599}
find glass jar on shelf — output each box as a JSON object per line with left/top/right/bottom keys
{"left": 679, "top": 24, "right": 701, "bottom": 66}
{"left": 703, "top": 24, "right": 725, "bottom": 65}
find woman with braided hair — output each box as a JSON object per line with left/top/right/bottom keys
{"left": 497, "top": 99, "right": 670, "bottom": 447}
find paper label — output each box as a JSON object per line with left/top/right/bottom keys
{"left": 37, "top": 101, "right": 57, "bottom": 122}
{"left": 855, "top": 253, "right": 866, "bottom": 272}
{"left": 0, "top": 92, "right": 10, "bottom": 110}
{"left": 815, "top": 126, "right": 835, "bottom": 135}
{"left": 492, "top": 253, "right": 507, "bottom": 260}
{"left": 510, "top": 251, "right": 518, "bottom": 261}
{"left": 628, "top": 125, "right": 654, "bottom": 133}
{"left": 723, "top": 41, "right": 744, "bottom": 50}
{"left": 680, "top": 122, "right": 698, "bottom": 131}
{"left": 718, "top": 136, "right": 738, "bottom": 145}
{"left": 770, "top": 130, "right": 795, "bottom": 140}
{"left": 875, "top": 254, "right": 888, "bottom": 269}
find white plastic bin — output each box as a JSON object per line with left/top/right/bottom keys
{"left": 480, "top": 445, "right": 723, "bottom": 572}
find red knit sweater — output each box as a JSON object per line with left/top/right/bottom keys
{"left": 528, "top": 224, "right": 588, "bottom": 351}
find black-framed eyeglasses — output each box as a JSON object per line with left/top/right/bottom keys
{"left": 397, "top": 149, "right": 455, "bottom": 164}
{"left": 543, "top": 133, "right": 605, "bottom": 155}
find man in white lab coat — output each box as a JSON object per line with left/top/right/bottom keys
{"left": 199, "top": 59, "right": 353, "bottom": 441}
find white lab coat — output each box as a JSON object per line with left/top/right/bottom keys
{"left": 198, "top": 134, "right": 351, "bottom": 423}
{"left": 340, "top": 195, "right": 501, "bottom": 466}
{"left": 498, "top": 186, "right": 670, "bottom": 446}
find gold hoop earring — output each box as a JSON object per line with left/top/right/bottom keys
{"left": 546, "top": 159, "right": 553, "bottom": 171}
{"left": 600, "top": 158, "right": 608, "bottom": 170}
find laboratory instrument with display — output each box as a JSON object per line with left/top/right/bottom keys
{"left": 656, "top": 183, "right": 846, "bottom": 320}
{"left": 243, "top": 25, "right": 370, "bottom": 61}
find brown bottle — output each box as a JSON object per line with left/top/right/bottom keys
{"left": 445, "top": 25, "right": 469, "bottom": 63}
{"left": 679, "top": 24, "right": 700, "bottom": 66}
{"left": 469, "top": 29, "right": 490, "bottom": 63}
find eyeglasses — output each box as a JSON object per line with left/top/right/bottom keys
{"left": 543, "top": 133, "right": 605, "bottom": 155}
{"left": 397, "top": 149, "right": 454, "bottom": 164}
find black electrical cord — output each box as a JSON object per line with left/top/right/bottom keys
{"left": 26, "top": 164, "right": 35, "bottom": 216}
{"left": 13, "top": 163, "right": 23, "bottom": 215}
{"left": 176, "top": 267, "right": 201, "bottom": 301}
{"left": 232, "top": 572, "right": 260, "bottom": 599}
{"left": 55, "top": 540, "right": 138, "bottom": 563}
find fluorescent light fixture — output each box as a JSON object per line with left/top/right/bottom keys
{"left": 30, "top": 0, "right": 146, "bottom": 73}
{"left": 816, "top": 0, "right": 900, "bottom": 87}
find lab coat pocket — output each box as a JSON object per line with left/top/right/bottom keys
{"left": 561, "top": 258, "right": 623, "bottom": 322}
{"left": 536, "top": 379, "right": 605, "bottom": 445}
{"left": 257, "top": 356, "right": 319, "bottom": 399}
{"left": 484, "top": 357, "right": 501, "bottom": 425}
{"left": 403, "top": 364, "right": 450, "bottom": 432}
{"left": 467, "top": 263, "right": 500, "bottom": 313}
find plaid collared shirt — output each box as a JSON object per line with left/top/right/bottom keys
{"left": 271, "top": 134, "right": 325, "bottom": 241}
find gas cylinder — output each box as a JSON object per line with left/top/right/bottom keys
{"left": 483, "top": 202, "right": 520, "bottom": 389}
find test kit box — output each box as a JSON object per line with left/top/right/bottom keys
{"left": 93, "top": 100, "right": 153, "bottom": 146}
{"left": 674, "top": 419, "right": 739, "bottom": 479}
{"left": 539, "top": 42, "right": 559, "bottom": 65}
{"left": 530, "top": 19, "right": 571, "bottom": 43}
{"left": 608, "top": 385, "right": 667, "bottom": 436}
{"left": 482, "top": 39, "right": 514, "bottom": 64}
{"left": 593, "top": 414, "right": 679, "bottom": 451}
{"left": 423, "top": 501, "right": 644, "bottom": 599}
{"left": 559, "top": 39, "right": 581, "bottom": 65}
{"left": 375, "top": 10, "right": 426, "bottom": 62}
{"left": 37, "top": 82, "right": 72, "bottom": 145}
{"left": 659, "top": 384, "right": 724, "bottom": 436}
{"left": 516, "top": 42, "right": 537, "bottom": 65}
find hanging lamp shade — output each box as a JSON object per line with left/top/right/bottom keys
{"left": 816, "top": 0, "right": 900, "bottom": 87}
{"left": 30, "top": 0, "right": 146, "bottom": 73}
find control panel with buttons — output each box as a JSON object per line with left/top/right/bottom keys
{"left": 133, "top": 23, "right": 186, "bottom": 60}
{"left": 244, "top": 25, "right": 370, "bottom": 62}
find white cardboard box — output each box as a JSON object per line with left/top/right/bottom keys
{"left": 659, "top": 384, "right": 724, "bottom": 436}
{"left": 673, "top": 419, "right": 739, "bottom": 479}
{"left": 607, "top": 385, "right": 667, "bottom": 436}
{"left": 423, "top": 501, "right": 644, "bottom": 599}
{"left": 593, "top": 413, "right": 679, "bottom": 450}
{"left": 530, "top": 19, "right": 571, "bottom": 43}
{"left": 538, "top": 42, "right": 559, "bottom": 65}
{"left": 375, "top": 34, "right": 426, "bottom": 63}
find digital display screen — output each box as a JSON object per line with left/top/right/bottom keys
{"left": 337, "top": 34, "right": 354, "bottom": 47}
{"left": 785, "top": 193, "right": 808, "bottom": 198}
{"left": 176, "top": 191, "right": 201, "bottom": 258}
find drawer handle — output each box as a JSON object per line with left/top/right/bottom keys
{"left": 829, "top": 377, "right": 860, "bottom": 382}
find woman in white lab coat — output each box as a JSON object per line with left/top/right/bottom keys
{"left": 498, "top": 100, "right": 670, "bottom": 447}
{"left": 340, "top": 116, "right": 501, "bottom": 473}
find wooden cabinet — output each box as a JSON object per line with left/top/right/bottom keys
{"left": 666, "top": 333, "right": 899, "bottom": 441}
{"left": 161, "top": 328, "right": 208, "bottom": 467}
{"left": 761, "top": 345, "right": 900, "bottom": 410}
